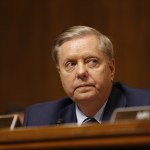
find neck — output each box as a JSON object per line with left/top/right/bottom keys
{"left": 77, "top": 98, "right": 106, "bottom": 117}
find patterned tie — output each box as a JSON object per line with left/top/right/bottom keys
{"left": 82, "top": 117, "right": 99, "bottom": 124}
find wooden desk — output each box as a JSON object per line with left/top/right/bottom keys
{"left": 0, "top": 120, "right": 150, "bottom": 149}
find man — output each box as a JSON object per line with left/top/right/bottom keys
{"left": 23, "top": 26, "right": 150, "bottom": 126}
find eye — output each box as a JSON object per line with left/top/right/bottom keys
{"left": 65, "top": 61, "right": 76, "bottom": 72}
{"left": 86, "top": 58, "right": 99, "bottom": 67}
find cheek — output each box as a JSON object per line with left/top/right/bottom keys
{"left": 59, "top": 72, "right": 74, "bottom": 92}
{"left": 90, "top": 66, "right": 112, "bottom": 83}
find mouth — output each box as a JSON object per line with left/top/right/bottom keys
{"left": 74, "top": 84, "right": 95, "bottom": 91}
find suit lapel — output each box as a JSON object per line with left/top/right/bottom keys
{"left": 102, "top": 84, "right": 127, "bottom": 121}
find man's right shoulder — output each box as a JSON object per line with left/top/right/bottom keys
{"left": 23, "top": 97, "right": 74, "bottom": 126}
{"left": 26, "top": 96, "right": 73, "bottom": 111}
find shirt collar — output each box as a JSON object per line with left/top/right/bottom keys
{"left": 76, "top": 101, "right": 107, "bottom": 125}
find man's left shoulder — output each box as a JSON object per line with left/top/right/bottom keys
{"left": 113, "top": 82, "right": 150, "bottom": 105}
{"left": 119, "top": 82, "right": 150, "bottom": 94}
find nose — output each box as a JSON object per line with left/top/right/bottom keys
{"left": 76, "top": 63, "right": 88, "bottom": 80}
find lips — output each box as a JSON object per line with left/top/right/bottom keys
{"left": 74, "top": 83, "right": 95, "bottom": 91}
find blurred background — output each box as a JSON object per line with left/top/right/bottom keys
{"left": 0, "top": 0, "right": 150, "bottom": 116}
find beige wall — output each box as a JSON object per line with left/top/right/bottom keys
{"left": 0, "top": 0, "right": 150, "bottom": 114}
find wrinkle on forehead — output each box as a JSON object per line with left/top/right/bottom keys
{"left": 62, "top": 40, "right": 87, "bottom": 53}
{"left": 60, "top": 35, "right": 100, "bottom": 54}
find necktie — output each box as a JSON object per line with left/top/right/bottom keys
{"left": 82, "top": 117, "right": 99, "bottom": 124}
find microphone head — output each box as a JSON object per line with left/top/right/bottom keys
{"left": 56, "top": 118, "right": 64, "bottom": 125}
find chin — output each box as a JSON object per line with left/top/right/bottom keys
{"left": 74, "top": 94, "right": 96, "bottom": 102}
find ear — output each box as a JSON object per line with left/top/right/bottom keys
{"left": 109, "top": 58, "right": 115, "bottom": 81}
{"left": 56, "top": 65, "right": 60, "bottom": 73}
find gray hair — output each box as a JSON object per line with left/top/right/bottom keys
{"left": 52, "top": 26, "right": 114, "bottom": 64}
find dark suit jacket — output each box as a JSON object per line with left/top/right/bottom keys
{"left": 23, "top": 82, "right": 150, "bottom": 127}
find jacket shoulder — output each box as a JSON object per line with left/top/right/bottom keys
{"left": 23, "top": 97, "right": 73, "bottom": 126}
{"left": 113, "top": 82, "right": 150, "bottom": 106}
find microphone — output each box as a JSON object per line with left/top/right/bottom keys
{"left": 56, "top": 118, "right": 64, "bottom": 125}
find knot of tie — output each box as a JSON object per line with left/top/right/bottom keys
{"left": 82, "top": 117, "right": 99, "bottom": 124}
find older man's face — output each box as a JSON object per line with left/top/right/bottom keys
{"left": 57, "top": 35, "right": 115, "bottom": 105}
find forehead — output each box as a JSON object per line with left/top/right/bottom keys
{"left": 59, "top": 35, "right": 100, "bottom": 54}
{"left": 57, "top": 35, "right": 108, "bottom": 64}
